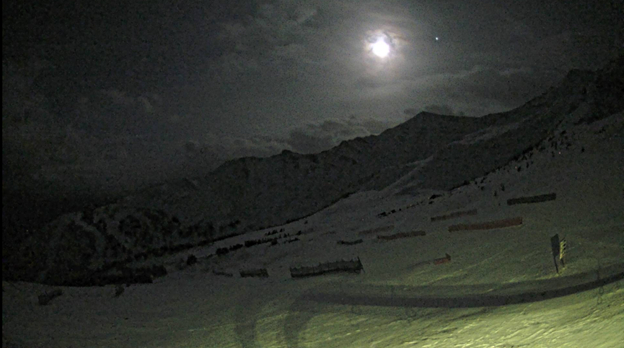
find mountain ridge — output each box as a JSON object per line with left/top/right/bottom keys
{"left": 8, "top": 56, "right": 623, "bottom": 285}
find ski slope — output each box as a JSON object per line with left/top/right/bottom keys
{"left": 3, "top": 112, "right": 623, "bottom": 347}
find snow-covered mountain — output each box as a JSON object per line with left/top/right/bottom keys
{"left": 12, "top": 56, "right": 623, "bottom": 286}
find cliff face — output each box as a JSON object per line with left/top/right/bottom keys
{"left": 14, "top": 56, "right": 623, "bottom": 285}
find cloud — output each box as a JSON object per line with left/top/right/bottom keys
{"left": 101, "top": 89, "right": 136, "bottom": 107}
{"left": 178, "top": 114, "right": 396, "bottom": 163}
{"left": 74, "top": 89, "right": 170, "bottom": 136}
{"left": 7, "top": 0, "right": 616, "bottom": 200}
{"left": 398, "top": 65, "right": 557, "bottom": 116}
{"left": 452, "top": 67, "right": 539, "bottom": 102}
{"left": 422, "top": 104, "right": 459, "bottom": 116}
{"left": 2, "top": 59, "right": 195, "bottom": 192}
{"left": 208, "top": 1, "right": 325, "bottom": 76}
{"left": 2, "top": 59, "right": 90, "bottom": 184}
{"left": 283, "top": 115, "right": 395, "bottom": 154}
{"left": 184, "top": 133, "right": 289, "bottom": 161}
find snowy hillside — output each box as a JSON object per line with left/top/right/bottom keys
{"left": 8, "top": 56, "right": 623, "bottom": 286}
{"left": 3, "top": 92, "right": 623, "bottom": 347}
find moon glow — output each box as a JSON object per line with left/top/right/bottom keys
{"left": 371, "top": 38, "right": 390, "bottom": 58}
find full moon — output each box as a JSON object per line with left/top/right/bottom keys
{"left": 371, "top": 38, "right": 390, "bottom": 58}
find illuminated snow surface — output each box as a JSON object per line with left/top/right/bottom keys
{"left": 3, "top": 115, "right": 623, "bottom": 347}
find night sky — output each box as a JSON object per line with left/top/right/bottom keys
{"left": 3, "top": 0, "right": 623, "bottom": 198}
